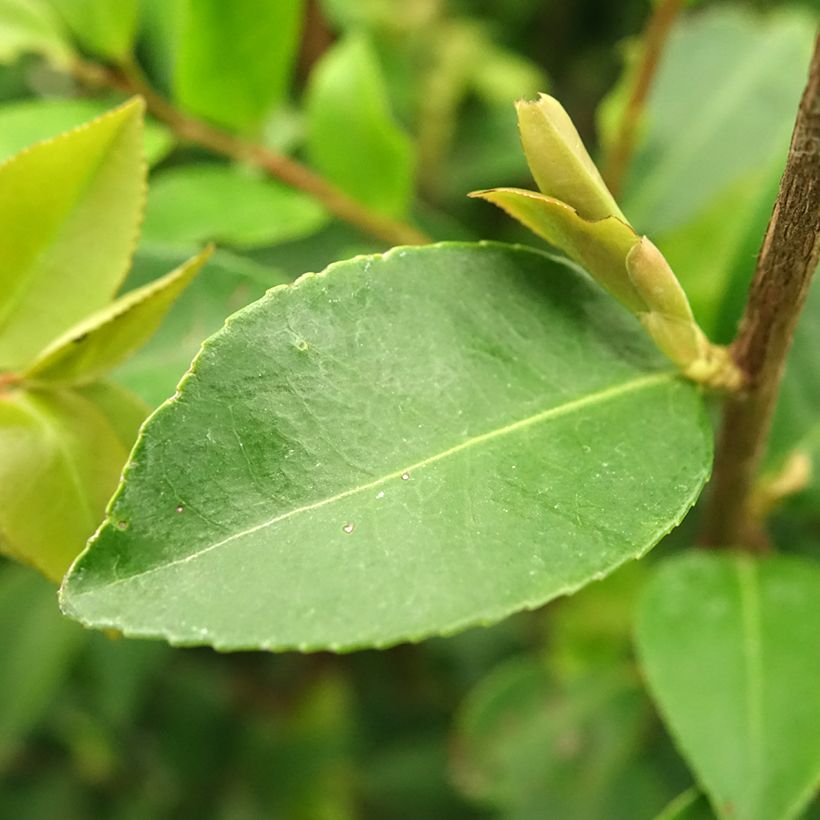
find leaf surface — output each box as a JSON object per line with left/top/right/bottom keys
{"left": 61, "top": 242, "right": 711, "bottom": 651}
{"left": 173, "top": 0, "right": 304, "bottom": 133}
{"left": 113, "top": 244, "right": 286, "bottom": 406}
{"left": 142, "top": 164, "right": 327, "bottom": 248}
{"left": 45, "top": 0, "right": 138, "bottom": 59}
{"left": 0, "top": 0, "right": 70, "bottom": 65}
{"left": 0, "top": 97, "right": 172, "bottom": 166}
{"left": 614, "top": 6, "right": 814, "bottom": 234}
{"left": 635, "top": 552, "right": 820, "bottom": 820}
{"left": 0, "top": 564, "right": 86, "bottom": 768}
{"left": 0, "top": 98, "right": 145, "bottom": 370}
{"left": 0, "top": 383, "right": 144, "bottom": 580}
{"left": 23, "top": 247, "right": 210, "bottom": 386}
{"left": 306, "top": 34, "right": 415, "bottom": 217}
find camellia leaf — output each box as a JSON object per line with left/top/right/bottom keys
{"left": 141, "top": 164, "right": 328, "bottom": 249}
{"left": 0, "top": 382, "right": 145, "bottom": 581}
{"left": 45, "top": 0, "right": 138, "bottom": 60}
{"left": 0, "top": 97, "right": 173, "bottom": 166}
{"left": 654, "top": 789, "right": 716, "bottom": 820}
{"left": 306, "top": 33, "right": 415, "bottom": 218}
{"left": 451, "top": 657, "right": 663, "bottom": 819}
{"left": 0, "top": 98, "right": 146, "bottom": 371}
{"left": 613, "top": 6, "right": 815, "bottom": 234}
{"left": 61, "top": 242, "right": 711, "bottom": 651}
{"left": 0, "top": 563, "right": 86, "bottom": 769}
{"left": 112, "top": 245, "right": 286, "bottom": 408}
{"left": 0, "top": 0, "right": 71, "bottom": 65}
{"left": 23, "top": 247, "right": 211, "bottom": 386}
{"left": 173, "top": 0, "right": 304, "bottom": 133}
{"left": 635, "top": 551, "right": 820, "bottom": 820}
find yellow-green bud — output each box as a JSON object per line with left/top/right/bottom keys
{"left": 516, "top": 94, "right": 625, "bottom": 222}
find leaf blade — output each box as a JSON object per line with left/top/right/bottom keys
{"left": 173, "top": 0, "right": 304, "bottom": 133}
{"left": 0, "top": 98, "right": 146, "bottom": 370}
{"left": 635, "top": 552, "right": 820, "bottom": 820}
{"left": 306, "top": 33, "right": 415, "bottom": 218}
{"left": 23, "top": 247, "right": 211, "bottom": 386}
{"left": 0, "top": 384, "right": 144, "bottom": 580}
{"left": 61, "top": 243, "right": 711, "bottom": 651}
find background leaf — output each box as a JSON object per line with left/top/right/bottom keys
{"left": 0, "top": 98, "right": 146, "bottom": 370}
{"left": 45, "top": 0, "right": 138, "bottom": 60}
{"left": 62, "top": 242, "right": 711, "bottom": 651}
{"left": 0, "top": 97, "right": 173, "bottom": 166}
{"left": 0, "top": 563, "right": 86, "bottom": 768}
{"left": 0, "top": 0, "right": 71, "bottom": 65}
{"left": 142, "top": 164, "right": 328, "bottom": 249}
{"left": 614, "top": 6, "right": 815, "bottom": 235}
{"left": 24, "top": 247, "right": 210, "bottom": 386}
{"left": 173, "top": 0, "right": 304, "bottom": 133}
{"left": 306, "top": 33, "right": 415, "bottom": 218}
{"left": 635, "top": 552, "right": 820, "bottom": 820}
{"left": 0, "top": 383, "right": 145, "bottom": 580}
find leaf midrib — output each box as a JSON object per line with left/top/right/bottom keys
{"left": 736, "top": 555, "right": 764, "bottom": 812}
{"left": 77, "top": 370, "right": 676, "bottom": 593}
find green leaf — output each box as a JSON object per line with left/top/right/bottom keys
{"left": 60, "top": 242, "right": 711, "bottom": 651}
{"left": 23, "top": 247, "right": 211, "bottom": 386}
{"left": 452, "top": 657, "right": 666, "bottom": 819}
{"left": 0, "top": 383, "right": 145, "bottom": 580}
{"left": 142, "top": 164, "right": 328, "bottom": 249}
{"left": 616, "top": 6, "right": 815, "bottom": 234}
{"left": 45, "top": 0, "right": 138, "bottom": 60}
{"left": 0, "top": 97, "right": 173, "bottom": 166}
{"left": 767, "top": 271, "right": 820, "bottom": 509}
{"left": 0, "top": 98, "right": 146, "bottom": 371}
{"left": 653, "top": 164, "right": 782, "bottom": 341}
{"left": 113, "top": 244, "right": 286, "bottom": 407}
{"left": 173, "top": 0, "right": 304, "bottom": 133}
{"left": 0, "top": 0, "right": 71, "bottom": 65}
{"left": 654, "top": 789, "right": 717, "bottom": 820}
{"left": 635, "top": 552, "right": 820, "bottom": 820}
{"left": 306, "top": 33, "right": 415, "bottom": 218}
{"left": 0, "top": 563, "right": 86, "bottom": 769}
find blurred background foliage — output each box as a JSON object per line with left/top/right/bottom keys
{"left": 0, "top": 0, "right": 818, "bottom": 817}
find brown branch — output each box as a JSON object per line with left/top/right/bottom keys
{"left": 69, "top": 58, "right": 430, "bottom": 248}
{"left": 699, "top": 34, "right": 820, "bottom": 550}
{"left": 603, "top": 0, "right": 684, "bottom": 198}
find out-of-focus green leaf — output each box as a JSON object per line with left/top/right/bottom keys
{"left": 45, "top": 0, "right": 138, "bottom": 60}
{"left": 0, "top": 384, "right": 144, "bottom": 580}
{"left": 767, "top": 270, "right": 820, "bottom": 509}
{"left": 616, "top": 6, "right": 814, "bottom": 234}
{"left": 173, "top": 0, "right": 304, "bottom": 133}
{"left": 0, "top": 97, "right": 173, "bottom": 166}
{"left": 654, "top": 789, "right": 717, "bottom": 820}
{"left": 24, "top": 247, "right": 210, "bottom": 386}
{"left": 654, "top": 164, "right": 781, "bottom": 341}
{"left": 451, "top": 656, "right": 676, "bottom": 819}
{"left": 142, "top": 164, "right": 328, "bottom": 248}
{"left": 0, "top": 0, "right": 71, "bottom": 65}
{"left": 636, "top": 552, "right": 820, "bottom": 820}
{"left": 0, "top": 98, "right": 146, "bottom": 371}
{"left": 61, "top": 243, "right": 710, "bottom": 651}
{"left": 113, "top": 244, "right": 286, "bottom": 407}
{"left": 0, "top": 563, "right": 86, "bottom": 768}
{"left": 306, "top": 33, "right": 415, "bottom": 218}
